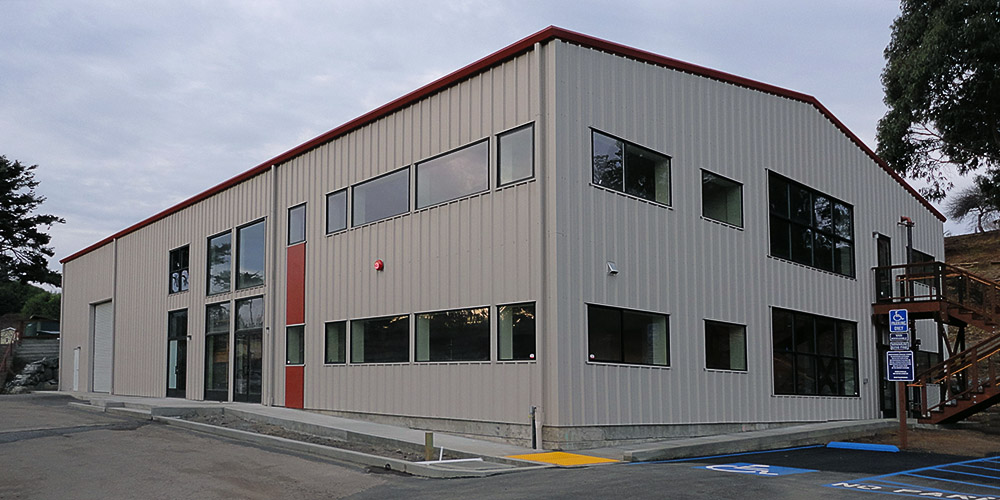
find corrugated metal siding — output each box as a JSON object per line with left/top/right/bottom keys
{"left": 110, "top": 173, "right": 272, "bottom": 399}
{"left": 60, "top": 244, "right": 115, "bottom": 392}
{"left": 547, "top": 41, "right": 944, "bottom": 427}
{"left": 270, "top": 50, "right": 543, "bottom": 423}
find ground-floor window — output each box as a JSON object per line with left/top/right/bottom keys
{"left": 325, "top": 321, "right": 346, "bottom": 364}
{"left": 705, "top": 320, "right": 747, "bottom": 371}
{"left": 286, "top": 325, "right": 304, "bottom": 365}
{"left": 498, "top": 302, "right": 535, "bottom": 361}
{"left": 351, "top": 314, "right": 409, "bottom": 363}
{"left": 415, "top": 307, "right": 490, "bottom": 362}
{"left": 204, "top": 302, "right": 230, "bottom": 401}
{"left": 587, "top": 304, "right": 669, "bottom": 366}
{"left": 772, "top": 308, "right": 858, "bottom": 396}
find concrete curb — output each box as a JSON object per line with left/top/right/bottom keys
{"left": 153, "top": 415, "right": 522, "bottom": 478}
{"left": 623, "top": 420, "right": 896, "bottom": 462}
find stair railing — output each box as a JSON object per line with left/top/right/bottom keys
{"left": 873, "top": 262, "right": 1000, "bottom": 321}
{"left": 914, "top": 331, "right": 1000, "bottom": 418}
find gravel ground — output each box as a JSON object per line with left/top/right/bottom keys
{"left": 184, "top": 412, "right": 461, "bottom": 462}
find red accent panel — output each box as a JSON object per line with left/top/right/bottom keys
{"left": 285, "top": 365, "right": 304, "bottom": 409}
{"left": 286, "top": 243, "right": 305, "bottom": 326}
{"left": 61, "top": 26, "right": 944, "bottom": 263}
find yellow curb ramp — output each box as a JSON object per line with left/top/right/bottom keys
{"left": 505, "top": 451, "right": 619, "bottom": 466}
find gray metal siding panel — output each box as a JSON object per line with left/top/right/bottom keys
{"left": 269, "top": 50, "right": 543, "bottom": 423}
{"left": 60, "top": 244, "right": 115, "bottom": 392}
{"left": 548, "top": 41, "right": 943, "bottom": 427}
{"left": 92, "top": 301, "right": 114, "bottom": 393}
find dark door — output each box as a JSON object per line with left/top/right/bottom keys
{"left": 167, "top": 310, "right": 187, "bottom": 398}
{"left": 233, "top": 297, "right": 263, "bottom": 404}
{"left": 876, "top": 235, "right": 892, "bottom": 301}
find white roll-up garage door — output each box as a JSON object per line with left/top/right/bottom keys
{"left": 92, "top": 301, "right": 113, "bottom": 393}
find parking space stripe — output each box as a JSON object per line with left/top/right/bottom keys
{"left": 901, "top": 472, "right": 1000, "bottom": 490}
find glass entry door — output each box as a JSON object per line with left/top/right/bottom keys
{"left": 167, "top": 310, "right": 188, "bottom": 398}
{"left": 234, "top": 297, "right": 263, "bottom": 403}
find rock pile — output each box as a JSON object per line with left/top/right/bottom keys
{"left": 4, "top": 357, "right": 58, "bottom": 394}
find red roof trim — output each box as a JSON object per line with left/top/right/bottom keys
{"left": 61, "top": 26, "right": 943, "bottom": 264}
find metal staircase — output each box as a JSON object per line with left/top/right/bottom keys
{"left": 873, "top": 262, "right": 1000, "bottom": 424}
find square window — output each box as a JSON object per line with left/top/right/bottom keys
{"left": 415, "top": 307, "right": 490, "bottom": 362}
{"left": 498, "top": 303, "right": 535, "bottom": 361}
{"left": 587, "top": 304, "right": 669, "bottom": 367}
{"left": 324, "top": 321, "right": 346, "bottom": 364}
{"left": 169, "top": 246, "right": 189, "bottom": 294}
{"left": 350, "top": 315, "right": 409, "bottom": 363}
{"left": 286, "top": 325, "right": 304, "bottom": 365}
{"left": 288, "top": 204, "right": 306, "bottom": 245}
{"left": 498, "top": 124, "right": 534, "bottom": 186}
{"left": 701, "top": 171, "right": 743, "bottom": 227}
{"left": 326, "top": 189, "right": 348, "bottom": 233}
{"left": 705, "top": 320, "right": 747, "bottom": 371}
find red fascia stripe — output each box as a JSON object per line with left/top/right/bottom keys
{"left": 61, "top": 26, "right": 943, "bottom": 263}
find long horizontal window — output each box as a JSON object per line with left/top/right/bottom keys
{"left": 588, "top": 305, "right": 669, "bottom": 366}
{"left": 768, "top": 172, "right": 854, "bottom": 276}
{"left": 350, "top": 314, "right": 409, "bottom": 363}
{"left": 415, "top": 307, "right": 489, "bottom": 362}
{"left": 592, "top": 130, "right": 671, "bottom": 205}
{"left": 416, "top": 140, "right": 489, "bottom": 209}
{"left": 353, "top": 168, "right": 409, "bottom": 226}
{"left": 772, "top": 308, "right": 858, "bottom": 396}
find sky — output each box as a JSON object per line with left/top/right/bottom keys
{"left": 0, "top": 1, "right": 973, "bottom": 284}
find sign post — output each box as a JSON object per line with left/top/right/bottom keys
{"left": 886, "top": 309, "right": 912, "bottom": 449}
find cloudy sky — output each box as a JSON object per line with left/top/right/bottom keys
{"left": 0, "top": 1, "right": 969, "bottom": 282}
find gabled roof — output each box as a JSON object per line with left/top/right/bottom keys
{"left": 61, "top": 26, "right": 944, "bottom": 264}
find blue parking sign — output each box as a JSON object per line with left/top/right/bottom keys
{"left": 888, "top": 309, "right": 908, "bottom": 333}
{"left": 886, "top": 351, "right": 914, "bottom": 382}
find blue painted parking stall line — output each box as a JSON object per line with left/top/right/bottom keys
{"left": 827, "top": 455, "right": 1000, "bottom": 499}
{"left": 697, "top": 462, "right": 817, "bottom": 477}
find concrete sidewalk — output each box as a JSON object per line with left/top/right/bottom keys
{"left": 60, "top": 391, "right": 898, "bottom": 474}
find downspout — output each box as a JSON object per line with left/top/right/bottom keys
{"left": 534, "top": 40, "right": 547, "bottom": 449}
{"left": 267, "top": 164, "right": 278, "bottom": 406}
{"left": 110, "top": 237, "right": 118, "bottom": 395}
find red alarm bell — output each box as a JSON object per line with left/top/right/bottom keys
{"left": 373, "top": 259, "right": 384, "bottom": 271}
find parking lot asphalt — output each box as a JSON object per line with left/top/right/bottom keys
{"left": 3, "top": 393, "right": 998, "bottom": 500}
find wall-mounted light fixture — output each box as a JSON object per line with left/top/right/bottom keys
{"left": 607, "top": 261, "right": 619, "bottom": 276}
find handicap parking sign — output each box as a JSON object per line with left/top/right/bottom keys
{"left": 888, "top": 309, "right": 908, "bottom": 333}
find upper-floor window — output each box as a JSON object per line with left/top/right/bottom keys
{"left": 592, "top": 130, "right": 671, "bottom": 205}
{"left": 768, "top": 172, "right": 854, "bottom": 276}
{"left": 498, "top": 124, "right": 534, "bottom": 186}
{"left": 702, "top": 171, "right": 743, "bottom": 227}
{"left": 416, "top": 140, "right": 489, "bottom": 209}
{"left": 236, "top": 220, "right": 266, "bottom": 289}
{"left": 169, "top": 245, "right": 189, "bottom": 294}
{"left": 206, "top": 232, "right": 231, "bottom": 295}
{"left": 326, "top": 189, "right": 348, "bottom": 234}
{"left": 288, "top": 204, "right": 306, "bottom": 245}
{"left": 353, "top": 168, "right": 409, "bottom": 226}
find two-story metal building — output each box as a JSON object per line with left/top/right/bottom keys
{"left": 59, "top": 27, "right": 945, "bottom": 449}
